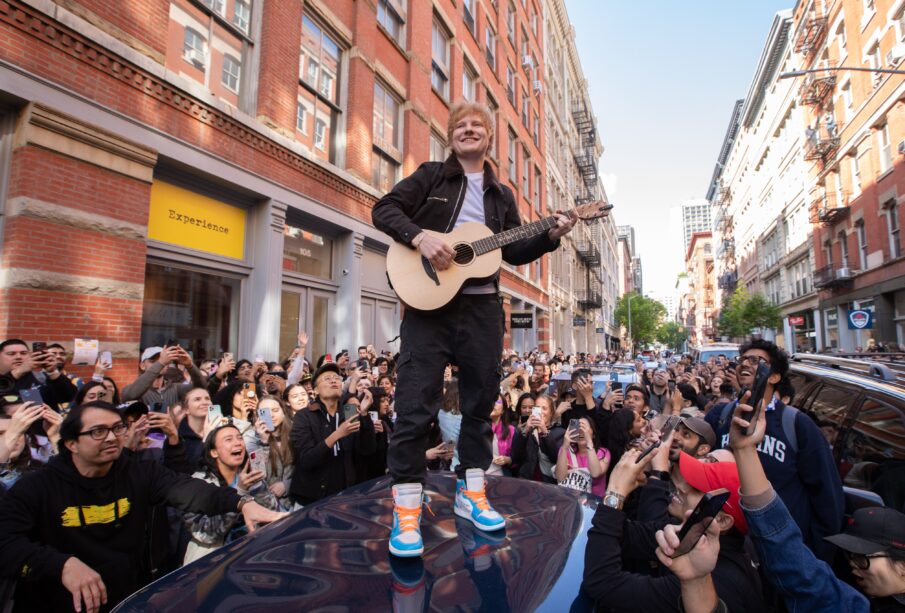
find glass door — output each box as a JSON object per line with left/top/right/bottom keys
{"left": 280, "top": 287, "right": 335, "bottom": 362}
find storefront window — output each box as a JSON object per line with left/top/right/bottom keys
{"left": 141, "top": 264, "right": 240, "bottom": 361}
{"left": 283, "top": 223, "right": 333, "bottom": 278}
{"left": 824, "top": 308, "right": 838, "bottom": 350}
{"left": 279, "top": 289, "right": 333, "bottom": 362}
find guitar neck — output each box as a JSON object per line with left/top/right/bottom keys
{"left": 472, "top": 216, "right": 559, "bottom": 255}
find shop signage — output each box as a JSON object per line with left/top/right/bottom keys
{"left": 148, "top": 180, "right": 247, "bottom": 259}
{"left": 573, "top": 316, "right": 587, "bottom": 327}
{"left": 788, "top": 315, "right": 805, "bottom": 326}
{"left": 510, "top": 311, "right": 533, "bottom": 329}
{"left": 847, "top": 309, "right": 873, "bottom": 330}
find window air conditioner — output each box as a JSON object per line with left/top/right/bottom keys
{"left": 836, "top": 267, "right": 852, "bottom": 279}
{"left": 522, "top": 54, "right": 533, "bottom": 68}
{"left": 188, "top": 48, "right": 205, "bottom": 67}
{"left": 533, "top": 80, "right": 542, "bottom": 93}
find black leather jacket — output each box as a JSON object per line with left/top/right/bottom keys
{"left": 371, "top": 155, "right": 561, "bottom": 285}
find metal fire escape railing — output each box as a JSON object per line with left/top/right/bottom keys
{"left": 575, "top": 223, "right": 601, "bottom": 266}
{"left": 571, "top": 99, "right": 599, "bottom": 205}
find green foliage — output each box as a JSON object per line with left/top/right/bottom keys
{"left": 657, "top": 321, "right": 688, "bottom": 351}
{"left": 717, "top": 287, "right": 782, "bottom": 339}
{"left": 616, "top": 293, "right": 667, "bottom": 348}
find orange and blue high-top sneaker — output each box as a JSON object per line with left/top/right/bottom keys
{"left": 389, "top": 483, "right": 424, "bottom": 557}
{"left": 454, "top": 468, "right": 505, "bottom": 531}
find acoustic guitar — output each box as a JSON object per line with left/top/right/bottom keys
{"left": 386, "top": 200, "right": 612, "bottom": 311}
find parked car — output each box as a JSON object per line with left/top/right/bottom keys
{"left": 114, "top": 474, "right": 598, "bottom": 612}
{"left": 787, "top": 353, "right": 905, "bottom": 513}
{"left": 691, "top": 343, "right": 740, "bottom": 364}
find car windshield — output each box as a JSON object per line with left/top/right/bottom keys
{"left": 698, "top": 348, "right": 739, "bottom": 363}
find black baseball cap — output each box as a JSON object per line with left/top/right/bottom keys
{"left": 825, "top": 507, "right": 905, "bottom": 556}
{"left": 313, "top": 362, "right": 342, "bottom": 385}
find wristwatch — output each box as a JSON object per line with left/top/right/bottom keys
{"left": 237, "top": 495, "right": 254, "bottom": 513}
{"left": 648, "top": 470, "right": 671, "bottom": 482}
{"left": 602, "top": 491, "right": 625, "bottom": 510}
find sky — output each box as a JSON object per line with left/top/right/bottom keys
{"left": 568, "top": 0, "right": 794, "bottom": 299}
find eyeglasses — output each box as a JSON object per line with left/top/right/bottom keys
{"left": 739, "top": 355, "right": 769, "bottom": 367}
{"left": 77, "top": 423, "right": 128, "bottom": 440}
{"left": 845, "top": 551, "right": 888, "bottom": 570}
{"left": 318, "top": 376, "right": 343, "bottom": 384}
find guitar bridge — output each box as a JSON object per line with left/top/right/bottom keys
{"left": 421, "top": 256, "right": 440, "bottom": 286}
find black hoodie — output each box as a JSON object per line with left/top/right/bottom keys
{"left": 0, "top": 451, "right": 242, "bottom": 612}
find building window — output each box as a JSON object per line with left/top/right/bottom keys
{"left": 532, "top": 112, "right": 539, "bottom": 147}
{"left": 201, "top": 0, "right": 225, "bottom": 16}
{"left": 897, "top": 5, "right": 905, "bottom": 42}
{"left": 868, "top": 42, "right": 882, "bottom": 87}
{"left": 221, "top": 54, "right": 241, "bottom": 92}
{"left": 508, "top": 128, "right": 517, "bottom": 183}
{"left": 464, "top": 0, "right": 477, "bottom": 36}
{"left": 372, "top": 151, "right": 398, "bottom": 193}
{"left": 824, "top": 240, "right": 834, "bottom": 268}
{"left": 183, "top": 28, "right": 206, "bottom": 67}
{"left": 520, "top": 26, "right": 529, "bottom": 61}
{"left": 300, "top": 15, "right": 342, "bottom": 162}
{"left": 838, "top": 231, "right": 849, "bottom": 268}
{"left": 534, "top": 164, "right": 541, "bottom": 209}
{"left": 233, "top": 0, "right": 251, "bottom": 34}
{"left": 522, "top": 146, "right": 530, "bottom": 196}
{"left": 485, "top": 27, "right": 497, "bottom": 69}
{"left": 283, "top": 223, "right": 334, "bottom": 278}
{"left": 429, "top": 131, "right": 446, "bottom": 162}
{"left": 377, "top": 0, "right": 405, "bottom": 45}
{"left": 463, "top": 61, "right": 477, "bottom": 102}
{"left": 373, "top": 81, "right": 401, "bottom": 152}
{"left": 856, "top": 221, "right": 868, "bottom": 269}
{"left": 836, "top": 18, "right": 846, "bottom": 52}
{"left": 432, "top": 19, "right": 451, "bottom": 99}
{"left": 521, "top": 90, "right": 529, "bottom": 126}
{"left": 889, "top": 202, "right": 902, "bottom": 258}
{"left": 296, "top": 100, "right": 308, "bottom": 134}
{"left": 841, "top": 80, "right": 853, "bottom": 121}
{"left": 506, "top": 64, "right": 516, "bottom": 105}
{"left": 487, "top": 94, "right": 499, "bottom": 160}
{"left": 507, "top": 2, "right": 516, "bottom": 45}
{"left": 878, "top": 123, "right": 892, "bottom": 174}
{"left": 851, "top": 150, "right": 862, "bottom": 196}
{"left": 864, "top": 0, "right": 876, "bottom": 15}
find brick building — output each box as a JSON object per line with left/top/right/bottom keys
{"left": 794, "top": 0, "right": 905, "bottom": 350}
{"left": 683, "top": 231, "right": 715, "bottom": 346}
{"left": 0, "top": 0, "right": 566, "bottom": 379}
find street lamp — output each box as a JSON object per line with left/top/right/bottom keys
{"left": 626, "top": 293, "right": 637, "bottom": 358}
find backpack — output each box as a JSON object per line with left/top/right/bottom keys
{"left": 718, "top": 400, "right": 799, "bottom": 454}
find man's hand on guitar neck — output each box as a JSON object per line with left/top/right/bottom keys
{"left": 548, "top": 210, "right": 579, "bottom": 240}
{"left": 413, "top": 232, "right": 456, "bottom": 271}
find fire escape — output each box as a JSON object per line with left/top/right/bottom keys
{"left": 809, "top": 189, "right": 850, "bottom": 226}
{"left": 796, "top": 3, "right": 838, "bottom": 168}
{"left": 571, "top": 99, "right": 598, "bottom": 205}
{"left": 714, "top": 184, "right": 737, "bottom": 298}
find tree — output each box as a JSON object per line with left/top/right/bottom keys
{"left": 657, "top": 321, "right": 688, "bottom": 351}
{"left": 615, "top": 293, "right": 667, "bottom": 350}
{"left": 717, "top": 287, "right": 781, "bottom": 340}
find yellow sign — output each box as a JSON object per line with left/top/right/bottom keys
{"left": 148, "top": 180, "right": 246, "bottom": 259}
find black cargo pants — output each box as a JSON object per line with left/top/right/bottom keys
{"left": 388, "top": 293, "right": 504, "bottom": 484}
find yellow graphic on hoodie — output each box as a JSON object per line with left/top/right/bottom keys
{"left": 60, "top": 498, "right": 131, "bottom": 527}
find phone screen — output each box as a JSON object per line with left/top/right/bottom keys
{"left": 257, "top": 406, "right": 274, "bottom": 432}
{"left": 342, "top": 403, "right": 360, "bottom": 423}
{"left": 568, "top": 419, "right": 581, "bottom": 438}
{"left": 32, "top": 341, "right": 47, "bottom": 353}
{"left": 100, "top": 351, "right": 113, "bottom": 366}
{"left": 671, "top": 489, "right": 731, "bottom": 557}
{"left": 20, "top": 387, "right": 43, "bottom": 406}
{"left": 249, "top": 449, "right": 268, "bottom": 474}
{"left": 659, "top": 415, "right": 681, "bottom": 442}
{"left": 208, "top": 404, "right": 223, "bottom": 423}
{"left": 742, "top": 362, "right": 771, "bottom": 435}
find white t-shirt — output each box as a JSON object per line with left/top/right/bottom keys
{"left": 458, "top": 171, "right": 495, "bottom": 294}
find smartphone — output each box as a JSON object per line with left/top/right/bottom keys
{"left": 568, "top": 418, "right": 581, "bottom": 439}
{"left": 342, "top": 403, "right": 360, "bottom": 423}
{"left": 249, "top": 449, "right": 268, "bottom": 474}
{"left": 257, "top": 406, "right": 274, "bottom": 432}
{"left": 149, "top": 401, "right": 165, "bottom": 435}
{"left": 100, "top": 351, "right": 113, "bottom": 367}
{"left": 31, "top": 341, "right": 47, "bottom": 353}
{"left": 667, "top": 380, "right": 676, "bottom": 392}
{"left": 356, "top": 358, "right": 370, "bottom": 371}
{"left": 670, "top": 489, "right": 731, "bottom": 557}
{"left": 659, "top": 415, "right": 681, "bottom": 442}
{"left": 610, "top": 381, "right": 622, "bottom": 392}
{"left": 222, "top": 352, "right": 234, "bottom": 362}
{"left": 372, "top": 366, "right": 380, "bottom": 378}
{"left": 531, "top": 406, "right": 542, "bottom": 419}
{"left": 369, "top": 410, "right": 379, "bottom": 424}
{"left": 634, "top": 439, "right": 661, "bottom": 464}
{"left": 254, "top": 354, "right": 265, "bottom": 364}
{"left": 165, "top": 338, "right": 178, "bottom": 348}
{"left": 20, "top": 387, "right": 43, "bottom": 406}
{"left": 208, "top": 404, "right": 223, "bottom": 423}
{"left": 741, "top": 361, "right": 771, "bottom": 436}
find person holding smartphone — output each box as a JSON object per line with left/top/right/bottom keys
{"left": 0, "top": 339, "right": 77, "bottom": 412}
{"left": 581, "top": 445, "right": 763, "bottom": 612}
{"left": 0, "top": 394, "right": 62, "bottom": 490}
{"left": 510, "top": 395, "right": 564, "bottom": 483}
{"left": 555, "top": 418, "right": 609, "bottom": 496}
{"left": 122, "top": 345, "right": 206, "bottom": 412}
{"left": 704, "top": 338, "right": 844, "bottom": 564}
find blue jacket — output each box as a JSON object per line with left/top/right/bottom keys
{"left": 741, "top": 490, "right": 869, "bottom": 613}
{"left": 706, "top": 399, "right": 844, "bottom": 562}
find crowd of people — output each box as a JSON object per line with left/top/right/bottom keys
{"left": 0, "top": 334, "right": 902, "bottom": 612}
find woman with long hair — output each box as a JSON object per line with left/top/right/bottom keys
{"left": 247, "top": 395, "right": 295, "bottom": 510}
{"left": 438, "top": 376, "right": 461, "bottom": 471}
{"left": 283, "top": 383, "right": 310, "bottom": 415}
{"left": 511, "top": 394, "right": 564, "bottom": 483}
{"left": 183, "top": 423, "right": 279, "bottom": 564}
{"left": 604, "top": 408, "right": 647, "bottom": 476}
{"left": 73, "top": 381, "right": 112, "bottom": 406}
{"left": 555, "top": 417, "right": 610, "bottom": 496}
{"left": 487, "top": 393, "right": 515, "bottom": 476}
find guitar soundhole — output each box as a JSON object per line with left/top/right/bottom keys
{"left": 452, "top": 243, "right": 475, "bottom": 265}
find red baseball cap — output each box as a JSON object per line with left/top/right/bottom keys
{"left": 677, "top": 452, "right": 747, "bottom": 535}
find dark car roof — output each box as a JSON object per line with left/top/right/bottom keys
{"left": 115, "top": 474, "right": 600, "bottom": 612}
